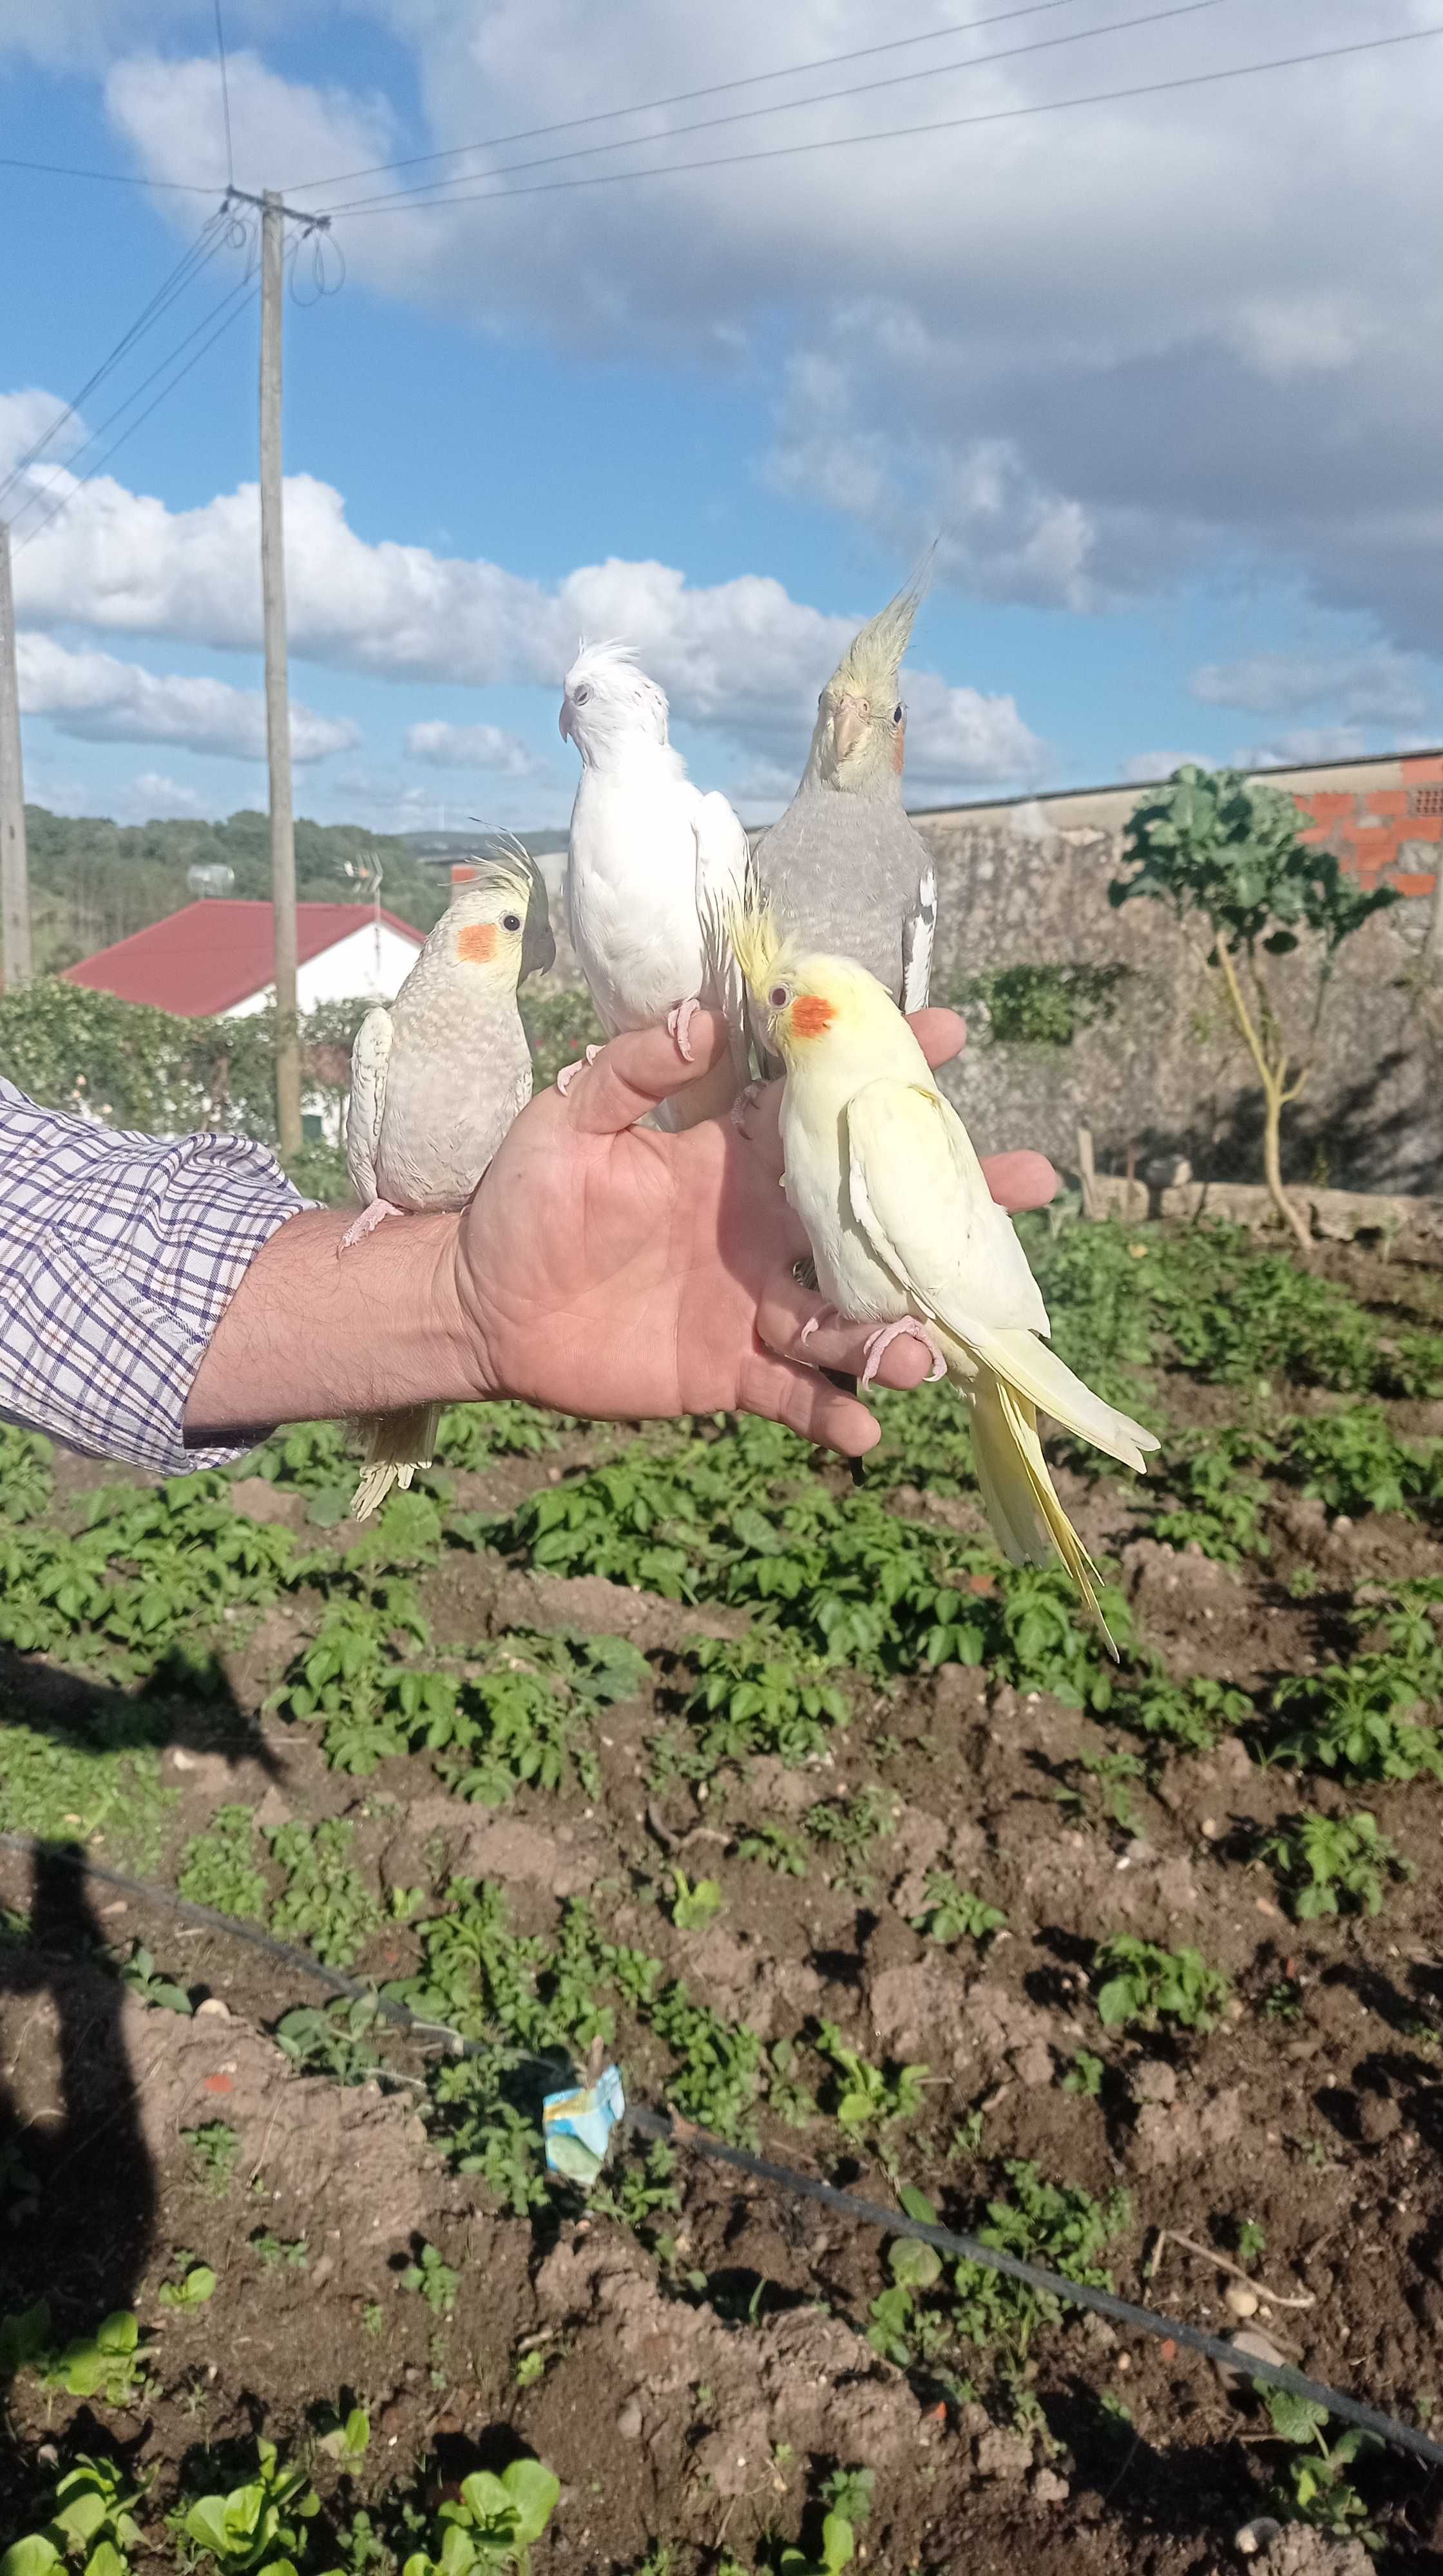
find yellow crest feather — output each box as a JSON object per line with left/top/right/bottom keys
{"left": 729, "top": 886, "right": 787, "bottom": 1003}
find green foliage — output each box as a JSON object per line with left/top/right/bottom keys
{"left": 1114, "top": 1670, "right": 1254, "bottom": 1755}
{"left": 268, "top": 1819, "right": 381, "bottom": 1968}
{"left": 158, "top": 2259, "right": 217, "bottom": 2309}
{"left": 948, "top": 960, "right": 1132, "bottom": 1048}
{"left": 120, "top": 1944, "right": 193, "bottom": 2014}
{"left": 401, "top": 2458, "right": 560, "bottom": 2576}
{"left": 816, "top": 2023, "right": 927, "bottom": 2139}
{"left": 952, "top": 2160, "right": 1131, "bottom": 2359}
{"left": 1258, "top": 1809, "right": 1413, "bottom": 1919}
{"left": 668, "top": 1868, "right": 723, "bottom": 1931}
{"left": 184, "top": 2123, "right": 240, "bottom": 2197}
{"left": 0, "top": 2456, "right": 146, "bottom": 2576}
{"left": 1268, "top": 1656, "right": 1443, "bottom": 1785}
{"left": 910, "top": 1873, "right": 1007, "bottom": 1946}
{"left": 1283, "top": 1405, "right": 1443, "bottom": 1520}
{"left": 40, "top": 2310, "right": 151, "bottom": 2406}
{"left": 1152, "top": 1429, "right": 1277, "bottom": 1560}
{"left": 0, "top": 1424, "right": 55, "bottom": 1523}
{"left": 274, "top": 1998, "right": 383, "bottom": 2088}
{"left": 1114, "top": 764, "right": 1397, "bottom": 960}
{"left": 180, "top": 2437, "right": 321, "bottom": 2573}
{"left": 177, "top": 1806, "right": 269, "bottom": 1922}
{"left": 1261, "top": 2393, "right": 1381, "bottom": 2548}
{"left": 736, "top": 1822, "right": 810, "bottom": 1877}
{"left": 680, "top": 1635, "right": 851, "bottom": 1766}
{"left": 1093, "top": 1934, "right": 1231, "bottom": 2032}
{"left": 1061, "top": 2050, "right": 1105, "bottom": 2098}
{"left": 519, "top": 982, "right": 605, "bottom": 1090}
{"left": 399, "top": 2242, "right": 459, "bottom": 2317}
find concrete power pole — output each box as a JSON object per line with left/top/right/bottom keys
{"left": 0, "top": 519, "right": 33, "bottom": 992}
{"left": 260, "top": 189, "right": 301, "bottom": 1157}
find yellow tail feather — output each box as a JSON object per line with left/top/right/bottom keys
{"left": 349, "top": 1403, "right": 441, "bottom": 1523}
{"left": 968, "top": 1371, "right": 1118, "bottom": 1656}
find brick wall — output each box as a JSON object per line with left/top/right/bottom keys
{"left": 1295, "top": 750, "right": 1442, "bottom": 901}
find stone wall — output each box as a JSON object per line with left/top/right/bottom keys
{"left": 918, "top": 819, "right": 1443, "bottom": 1195}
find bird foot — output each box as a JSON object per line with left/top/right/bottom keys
{"left": 339, "top": 1198, "right": 403, "bottom": 1253}
{"left": 799, "top": 1304, "right": 845, "bottom": 1349}
{"left": 556, "top": 1045, "right": 602, "bottom": 1097}
{"left": 860, "top": 1316, "right": 948, "bottom": 1390}
{"left": 730, "top": 1079, "right": 767, "bottom": 1137}
{"left": 667, "top": 995, "right": 701, "bottom": 1063}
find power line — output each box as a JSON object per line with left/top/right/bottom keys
{"left": 8, "top": 241, "right": 257, "bottom": 537}
{"left": 313, "top": 0, "right": 1252, "bottom": 218}
{"left": 12, "top": 276, "right": 259, "bottom": 558}
{"left": 0, "top": 211, "right": 229, "bottom": 515}
{"left": 320, "top": 21, "right": 1443, "bottom": 220}
{"left": 0, "top": 153, "right": 218, "bottom": 193}
{"left": 214, "top": 0, "right": 236, "bottom": 194}
{"left": 282, "top": 0, "right": 1101, "bottom": 196}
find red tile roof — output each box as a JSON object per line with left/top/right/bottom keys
{"left": 62, "top": 901, "right": 425, "bottom": 1019}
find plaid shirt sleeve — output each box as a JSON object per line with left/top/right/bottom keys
{"left": 0, "top": 1079, "right": 314, "bottom": 1473}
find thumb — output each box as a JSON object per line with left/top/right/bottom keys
{"left": 563, "top": 1009, "right": 731, "bottom": 1137}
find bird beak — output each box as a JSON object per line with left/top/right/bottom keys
{"left": 831, "top": 696, "right": 868, "bottom": 764}
{"left": 559, "top": 701, "right": 573, "bottom": 744}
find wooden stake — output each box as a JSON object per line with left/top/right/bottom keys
{"left": 260, "top": 191, "right": 301, "bottom": 1159}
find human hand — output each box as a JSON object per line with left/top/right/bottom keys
{"left": 454, "top": 1007, "right": 1056, "bottom": 1458}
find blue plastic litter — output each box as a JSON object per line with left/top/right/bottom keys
{"left": 543, "top": 2061, "right": 626, "bottom": 2185}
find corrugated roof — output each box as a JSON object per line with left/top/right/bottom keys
{"left": 62, "top": 901, "right": 425, "bottom": 1018}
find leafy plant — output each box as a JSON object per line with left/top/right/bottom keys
{"left": 1268, "top": 1656, "right": 1443, "bottom": 1785}
{"left": 816, "top": 2023, "right": 927, "bottom": 2141}
{"left": 0, "top": 2456, "right": 146, "bottom": 2576}
{"left": 158, "top": 2257, "right": 217, "bottom": 2309}
{"left": 273, "top": 1998, "right": 384, "bottom": 2088}
{"left": 910, "top": 1873, "right": 1006, "bottom": 1946}
{"left": 1111, "top": 764, "right": 1397, "bottom": 1247}
{"left": 177, "top": 1806, "right": 269, "bottom": 1922}
{"left": 316, "top": 2405, "right": 371, "bottom": 2463}
{"left": 1283, "top": 1406, "right": 1442, "bottom": 1521}
{"left": 668, "top": 1868, "right": 723, "bottom": 1932}
{"left": 184, "top": 2123, "right": 240, "bottom": 2197}
{"left": 681, "top": 1635, "right": 850, "bottom": 1766}
{"left": 399, "top": 2242, "right": 459, "bottom": 2318}
{"left": 401, "top": 2460, "right": 560, "bottom": 2576}
{"left": 1261, "top": 2391, "right": 1381, "bottom": 2546}
{"left": 1061, "top": 2050, "right": 1105, "bottom": 2098}
{"left": 953, "top": 2159, "right": 1131, "bottom": 2360}
{"left": 120, "top": 1944, "right": 193, "bottom": 2014}
{"left": 181, "top": 2438, "right": 320, "bottom": 2573}
{"left": 736, "top": 1822, "right": 810, "bottom": 1877}
{"left": 1152, "top": 1429, "right": 1277, "bottom": 1560}
{"left": 1092, "top": 1935, "right": 1230, "bottom": 2032}
{"left": 268, "top": 1819, "right": 380, "bottom": 1968}
{"left": 40, "top": 2311, "right": 151, "bottom": 2407}
{"left": 1258, "top": 1810, "right": 1412, "bottom": 1920}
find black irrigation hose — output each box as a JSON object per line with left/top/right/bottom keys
{"left": 5, "top": 1830, "right": 1443, "bottom": 2474}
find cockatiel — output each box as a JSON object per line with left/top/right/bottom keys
{"left": 341, "top": 849, "right": 555, "bottom": 1519}
{"left": 734, "top": 907, "right": 1159, "bottom": 1647}
{"left": 559, "top": 642, "right": 749, "bottom": 1129}
{"left": 748, "top": 577, "right": 937, "bottom": 1072}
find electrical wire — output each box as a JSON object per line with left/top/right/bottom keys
{"left": 282, "top": 0, "right": 1107, "bottom": 196}
{"left": 319, "top": 21, "right": 1443, "bottom": 220}
{"left": 214, "top": 0, "right": 236, "bottom": 194}
{"left": 0, "top": 211, "right": 234, "bottom": 518}
{"left": 310, "top": 0, "right": 1254, "bottom": 218}
{"left": 5, "top": 1828, "right": 1442, "bottom": 2476}
{"left": 0, "top": 155, "right": 219, "bottom": 193}
{"left": 12, "top": 275, "right": 260, "bottom": 557}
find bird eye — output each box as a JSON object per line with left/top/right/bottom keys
{"left": 573, "top": 684, "right": 591, "bottom": 706}
{"left": 768, "top": 982, "right": 791, "bottom": 1010}
{"left": 893, "top": 703, "right": 904, "bottom": 724}
{"left": 502, "top": 913, "right": 521, "bottom": 933}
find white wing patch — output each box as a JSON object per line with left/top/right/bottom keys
{"left": 346, "top": 1007, "right": 393, "bottom": 1206}
{"left": 901, "top": 860, "right": 936, "bottom": 1014}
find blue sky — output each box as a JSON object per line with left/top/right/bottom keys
{"left": 3, "top": 0, "right": 1441, "bottom": 831}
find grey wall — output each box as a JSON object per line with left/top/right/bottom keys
{"left": 920, "top": 818, "right": 1443, "bottom": 1195}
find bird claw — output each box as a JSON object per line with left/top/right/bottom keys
{"left": 667, "top": 995, "right": 701, "bottom": 1063}
{"left": 799, "top": 1303, "right": 844, "bottom": 1350}
{"left": 730, "top": 1079, "right": 767, "bottom": 1137}
{"left": 556, "top": 1045, "right": 602, "bottom": 1097}
{"left": 860, "top": 1316, "right": 948, "bottom": 1390}
{"left": 339, "top": 1198, "right": 403, "bottom": 1252}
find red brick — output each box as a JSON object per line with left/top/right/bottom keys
{"left": 1393, "top": 871, "right": 1437, "bottom": 899}
{"left": 1401, "top": 752, "right": 1443, "bottom": 784}
{"left": 1363, "top": 790, "right": 1410, "bottom": 819}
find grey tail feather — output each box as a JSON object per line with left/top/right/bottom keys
{"left": 349, "top": 1403, "right": 441, "bottom": 1522}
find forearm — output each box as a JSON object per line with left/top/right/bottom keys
{"left": 184, "top": 1206, "right": 483, "bottom": 1443}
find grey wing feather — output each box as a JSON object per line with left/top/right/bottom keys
{"left": 693, "top": 790, "right": 754, "bottom": 1082}
{"left": 901, "top": 858, "right": 937, "bottom": 1013}
{"left": 346, "top": 1008, "right": 392, "bottom": 1204}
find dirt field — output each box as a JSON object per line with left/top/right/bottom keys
{"left": 3, "top": 1216, "right": 1442, "bottom": 2576}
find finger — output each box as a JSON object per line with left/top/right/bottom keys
{"left": 565, "top": 1010, "right": 730, "bottom": 1136}
{"left": 756, "top": 1267, "right": 934, "bottom": 1387}
{"left": 739, "top": 1347, "right": 884, "bottom": 1458}
{"left": 907, "top": 1007, "right": 966, "bottom": 1068}
{"left": 982, "top": 1149, "right": 1058, "bottom": 1214}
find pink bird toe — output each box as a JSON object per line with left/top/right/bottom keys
{"left": 860, "top": 1316, "right": 948, "bottom": 1390}
{"left": 667, "top": 996, "right": 700, "bottom": 1063}
{"left": 339, "top": 1198, "right": 403, "bottom": 1253}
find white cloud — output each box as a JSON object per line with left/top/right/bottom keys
{"left": 406, "top": 719, "right": 539, "bottom": 775}
{"left": 1120, "top": 750, "right": 1210, "bottom": 784}
{"left": 115, "top": 770, "right": 217, "bottom": 821}
{"left": 1238, "top": 724, "right": 1371, "bottom": 770}
{"left": 15, "top": 633, "right": 358, "bottom": 761}
{"left": 6, "top": 436, "right": 1042, "bottom": 790}
{"left": 1192, "top": 646, "right": 1434, "bottom": 728}
{"left": 104, "top": 48, "right": 397, "bottom": 202}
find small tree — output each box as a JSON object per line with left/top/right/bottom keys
{"left": 1110, "top": 765, "right": 1399, "bottom": 1251}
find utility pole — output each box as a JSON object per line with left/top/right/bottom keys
{"left": 0, "top": 518, "right": 33, "bottom": 992}
{"left": 259, "top": 189, "right": 301, "bottom": 1157}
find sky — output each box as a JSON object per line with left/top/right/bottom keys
{"left": 2, "top": 0, "right": 1442, "bottom": 834}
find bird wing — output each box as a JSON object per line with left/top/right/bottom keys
{"left": 901, "top": 857, "right": 937, "bottom": 1014}
{"left": 693, "top": 790, "right": 754, "bottom": 1082}
{"left": 843, "top": 1077, "right": 1156, "bottom": 1469}
{"left": 346, "top": 1007, "right": 393, "bottom": 1205}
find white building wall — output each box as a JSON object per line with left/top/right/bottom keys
{"left": 223, "top": 919, "right": 422, "bottom": 1020}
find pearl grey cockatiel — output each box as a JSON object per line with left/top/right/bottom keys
{"left": 341, "top": 848, "right": 555, "bottom": 1519}
{"left": 748, "top": 578, "right": 937, "bottom": 1073}
{"left": 559, "top": 641, "right": 750, "bottom": 1130}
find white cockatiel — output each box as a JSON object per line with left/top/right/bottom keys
{"left": 559, "top": 642, "right": 750, "bottom": 1128}
{"left": 734, "top": 908, "right": 1159, "bottom": 1647}
{"left": 341, "top": 849, "right": 555, "bottom": 1519}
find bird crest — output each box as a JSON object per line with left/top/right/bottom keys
{"left": 729, "top": 875, "right": 790, "bottom": 1003}
{"left": 827, "top": 549, "right": 935, "bottom": 699}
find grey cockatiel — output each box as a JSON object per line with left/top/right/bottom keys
{"left": 341, "top": 848, "right": 555, "bottom": 1519}
{"left": 748, "top": 578, "right": 937, "bottom": 1073}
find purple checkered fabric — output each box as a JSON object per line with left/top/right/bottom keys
{"left": 0, "top": 1079, "right": 311, "bottom": 1472}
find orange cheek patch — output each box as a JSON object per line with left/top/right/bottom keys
{"left": 791, "top": 994, "right": 836, "bottom": 1039}
{"left": 457, "top": 922, "right": 499, "bottom": 963}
